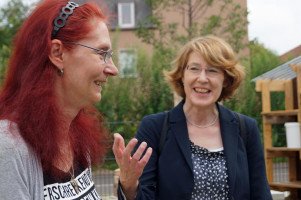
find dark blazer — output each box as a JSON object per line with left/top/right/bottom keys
{"left": 118, "top": 100, "right": 272, "bottom": 200}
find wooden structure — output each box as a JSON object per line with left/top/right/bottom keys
{"left": 254, "top": 56, "right": 301, "bottom": 196}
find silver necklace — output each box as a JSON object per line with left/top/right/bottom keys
{"left": 69, "top": 163, "right": 80, "bottom": 194}
{"left": 67, "top": 142, "right": 79, "bottom": 194}
{"left": 185, "top": 111, "right": 219, "bottom": 128}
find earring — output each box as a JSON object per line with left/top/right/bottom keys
{"left": 57, "top": 69, "right": 64, "bottom": 76}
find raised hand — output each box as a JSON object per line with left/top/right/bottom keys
{"left": 112, "top": 133, "right": 152, "bottom": 200}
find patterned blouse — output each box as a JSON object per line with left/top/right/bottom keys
{"left": 190, "top": 141, "right": 230, "bottom": 200}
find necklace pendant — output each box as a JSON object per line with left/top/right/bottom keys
{"left": 70, "top": 178, "right": 79, "bottom": 194}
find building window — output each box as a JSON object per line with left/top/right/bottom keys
{"left": 118, "top": 2, "right": 135, "bottom": 28}
{"left": 118, "top": 49, "right": 137, "bottom": 78}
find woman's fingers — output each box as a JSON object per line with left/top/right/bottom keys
{"left": 130, "top": 142, "right": 147, "bottom": 167}
{"left": 113, "top": 135, "right": 153, "bottom": 189}
{"left": 132, "top": 142, "right": 147, "bottom": 161}
{"left": 113, "top": 133, "right": 125, "bottom": 150}
{"left": 139, "top": 147, "right": 152, "bottom": 166}
{"left": 121, "top": 138, "right": 138, "bottom": 165}
{"left": 135, "top": 147, "right": 152, "bottom": 172}
{"left": 113, "top": 133, "right": 153, "bottom": 175}
{"left": 128, "top": 142, "right": 152, "bottom": 176}
{"left": 112, "top": 133, "right": 125, "bottom": 163}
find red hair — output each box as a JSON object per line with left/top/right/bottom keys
{"left": 0, "top": 0, "right": 109, "bottom": 177}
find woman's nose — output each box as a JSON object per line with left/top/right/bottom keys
{"left": 197, "top": 69, "right": 208, "bottom": 82}
{"left": 104, "top": 59, "right": 119, "bottom": 76}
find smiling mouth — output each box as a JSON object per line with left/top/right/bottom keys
{"left": 95, "top": 81, "right": 102, "bottom": 86}
{"left": 195, "top": 88, "right": 210, "bottom": 94}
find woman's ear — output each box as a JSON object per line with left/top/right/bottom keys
{"left": 49, "top": 39, "right": 64, "bottom": 70}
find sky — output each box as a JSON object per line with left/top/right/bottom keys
{"left": 247, "top": 0, "right": 301, "bottom": 55}
{"left": 1, "top": 0, "right": 301, "bottom": 56}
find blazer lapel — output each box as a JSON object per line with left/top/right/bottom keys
{"left": 218, "top": 104, "right": 239, "bottom": 196}
{"left": 169, "top": 101, "right": 194, "bottom": 172}
{"left": 168, "top": 101, "right": 240, "bottom": 191}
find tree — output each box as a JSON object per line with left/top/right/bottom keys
{"left": 224, "top": 39, "right": 282, "bottom": 134}
{"left": 133, "top": 0, "right": 283, "bottom": 124}
{"left": 0, "top": 0, "right": 30, "bottom": 46}
{"left": 0, "top": 0, "right": 30, "bottom": 87}
{"left": 134, "top": 0, "right": 250, "bottom": 112}
{"left": 136, "top": 0, "right": 248, "bottom": 64}
{"left": 95, "top": 46, "right": 174, "bottom": 139}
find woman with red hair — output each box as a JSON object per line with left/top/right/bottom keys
{"left": 0, "top": 0, "right": 118, "bottom": 199}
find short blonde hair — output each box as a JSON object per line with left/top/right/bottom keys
{"left": 164, "top": 35, "right": 245, "bottom": 102}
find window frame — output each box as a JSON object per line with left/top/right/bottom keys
{"left": 118, "top": 2, "right": 135, "bottom": 29}
{"left": 118, "top": 48, "right": 138, "bottom": 78}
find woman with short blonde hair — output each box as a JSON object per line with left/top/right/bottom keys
{"left": 165, "top": 35, "right": 245, "bottom": 102}
{"left": 113, "top": 35, "right": 272, "bottom": 200}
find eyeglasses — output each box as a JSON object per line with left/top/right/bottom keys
{"left": 73, "top": 42, "right": 114, "bottom": 64}
{"left": 186, "top": 64, "right": 223, "bottom": 77}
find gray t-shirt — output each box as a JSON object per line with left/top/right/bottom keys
{"left": 0, "top": 120, "right": 44, "bottom": 200}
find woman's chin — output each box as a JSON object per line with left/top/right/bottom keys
{"left": 89, "top": 94, "right": 102, "bottom": 105}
